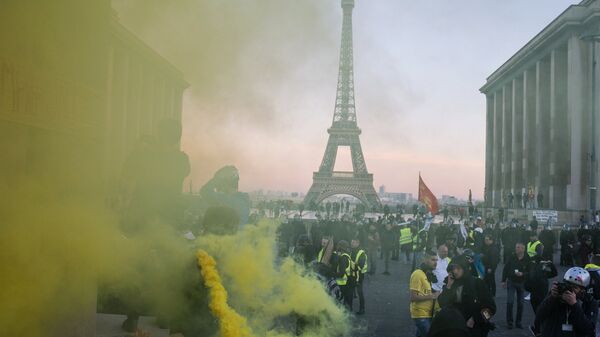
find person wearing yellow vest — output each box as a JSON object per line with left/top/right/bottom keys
{"left": 399, "top": 225, "right": 413, "bottom": 265}
{"left": 410, "top": 250, "right": 439, "bottom": 337}
{"left": 335, "top": 240, "right": 355, "bottom": 309}
{"left": 526, "top": 232, "right": 543, "bottom": 257}
{"left": 351, "top": 238, "right": 368, "bottom": 315}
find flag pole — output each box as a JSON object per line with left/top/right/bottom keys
{"left": 413, "top": 172, "right": 420, "bottom": 271}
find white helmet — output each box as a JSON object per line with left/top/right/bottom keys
{"left": 564, "top": 267, "right": 591, "bottom": 288}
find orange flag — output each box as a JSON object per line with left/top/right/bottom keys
{"left": 418, "top": 174, "right": 439, "bottom": 215}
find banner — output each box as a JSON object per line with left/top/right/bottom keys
{"left": 532, "top": 210, "right": 558, "bottom": 225}
{"left": 418, "top": 174, "right": 439, "bottom": 215}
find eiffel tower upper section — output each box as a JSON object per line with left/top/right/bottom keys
{"left": 332, "top": 0, "right": 358, "bottom": 129}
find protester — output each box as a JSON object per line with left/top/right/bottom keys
{"left": 351, "top": 238, "right": 368, "bottom": 315}
{"left": 400, "top": 223, "right": 413, "bottom": 265}
{"left": 433, "top": 244, "right": 450, "bottom": 292}
{"left": 502, "top": 242, "right": 530, "bottom": 329}
{"left": 381, "top": 222, "right": 395, "bottom": 275}
{"left": 501, "top": 221, "right": 518, "bottom": 263}
{"left": 534, "top": 267, "right": 597, "bottom": 337}
{"left": 366, "top": 224, "right": 380, "bottom": 275}
{"left": 438, "top": 255, "right": 496, "bottom": 337}
{"left": 577, "top": 234, "right": 594, "bottom": 267}
{"left": 445, "top": 232, "right": 460, "bottom": 259}
{"left": 584, "top": 254, "right": 600, "bottom": 300}
{"left": 527, "top": 231, "right": 543, "bottom": 258}
{"left": 539, "top": 223, "right": 556, "bottom": 261}
{"left": 560, "top": 224, "right": 576, "bottom": 266}
{"left": 525, "top": 251, "right": 557, "bottom": 318}
{"left": 410, "top": 251, "right": 439, "bottom": 337}
{"left": 335, "top": 240, "right": 355, "bottom": 309}
{"left": 481, "top": 234, "right": 500, "bottom": 297}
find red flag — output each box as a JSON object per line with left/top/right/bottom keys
{"left": 418, "top": 174, "right": 439, "bottom": 214}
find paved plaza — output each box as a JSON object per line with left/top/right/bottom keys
{"left": 352, "top": 252, "right": 567, "bottom": 337}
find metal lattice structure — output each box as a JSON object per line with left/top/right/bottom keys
{"left": 304, "top": 0, "right": 381, "bottom": 209}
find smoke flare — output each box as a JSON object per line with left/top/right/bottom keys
{"left": 197, "top": 249, "right": 255, "bottom": 337}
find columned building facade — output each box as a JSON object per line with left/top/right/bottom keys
{"left": 481, "top": 0, "right": 600, "bottom": 211}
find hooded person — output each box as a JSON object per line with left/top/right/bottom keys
{"left": 438, "top": 255, "right": 496, "bottom": 337}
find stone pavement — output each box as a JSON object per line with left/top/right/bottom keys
{"left": 352, "top": 252, "right": 568, "bottom": 337}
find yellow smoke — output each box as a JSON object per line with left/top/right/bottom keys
{"left": 197, "top": 219, "right": 351, "bottom": 337}
{"left": 197, "top": 249, "right": 255, "bottom": 337}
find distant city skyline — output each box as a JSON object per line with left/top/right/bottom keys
{"left": 114, "top": 0, "right": 578, "bottom": 200}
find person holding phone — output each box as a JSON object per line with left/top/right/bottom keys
{"left": 438, "top": 254, "right": 496, "bottom": 337}
{"left": 501, "top": 242, "right": 530, "bottom": 329}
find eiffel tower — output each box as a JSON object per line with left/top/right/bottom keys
{"left": 304, "top": 0, "right": 381, "bottom": 209}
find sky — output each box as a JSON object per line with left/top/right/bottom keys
{"left": 114, "top": 0, "right": 579, "bottom": 200}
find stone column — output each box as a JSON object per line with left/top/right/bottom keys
{"left": 493, "top": 90, "right": 503, "bottom": 207}
{"left": 549, "top": 50, "right": 557, "bottom": 209}
{"left": 550, "top": 46, "right": 569, "bottom": 210}
{"left": 485, "top": 94, "right": 494, "bottom": 206}
{"left": 567, "top": 34, "right": 589, "bottom": 210}
{"left": 503, "top": 83, "right": 513, "bottom": 207}
{"left": 512, "top": 77, "right": 524, "bottom": 201}
{"left": 536, "top": 57, "right": 551, "bottom": 208}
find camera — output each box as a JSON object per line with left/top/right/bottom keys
{"left": 556, "top": 281, "right": 574, "bottom": 295}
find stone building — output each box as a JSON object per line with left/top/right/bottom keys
{"left": 0, "top": 2, "right": 187, "bottom": 336}
{"left": 481, "top": 0, "right": 600, "bottom": 212}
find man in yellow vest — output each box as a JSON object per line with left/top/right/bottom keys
{"left": 527, "top": 232, "right": 543, "bottom": 258}
{"left": 399, "top": 224, "right": 413, "bottom": 265}
{"left": 335, "top": 240, "right": 355, "bottom": 309}
{"left": 351, "top": 237, "right": 368, "bottom": 315}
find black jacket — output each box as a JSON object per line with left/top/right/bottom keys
{"left": 481, "top": 244, "right": 500, "bottom": 271}
{"left": 525, "top": 256, "right": 557, "bottom": 296}
{"left": 438, "top": 274, "right": 496, "bottom": 333}
{"left": 502, "top": 253, "right": 530, "bottom": 283}
{"left": 535, "top": 295, "right": 597, "bottom": 337}
{"left": 540, "top": 229, "right": 556, "bottom": 249}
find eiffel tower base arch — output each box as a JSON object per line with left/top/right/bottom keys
{"left": 304, "top": 173, "right": 380, "bottom": 209}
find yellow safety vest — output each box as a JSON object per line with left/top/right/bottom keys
{"left": 355, "top": 249, "right": 368, "bottom": 274}
{"left": 336, "top": 253, "right": 353, "bottom": 286}
{"left": 413, "top": 230, "right": 427, "bottom": 250}
{"left": 399, "top": 227, "right": 412, "bottom": 245}
{"left": 527, "top": 240, "right": 541, "bottom": 257}
{"left": 317, "top": 248, "right": 324, "bottom": 263}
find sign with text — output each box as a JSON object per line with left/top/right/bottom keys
{"left": 532, "top": 210, "right": 558, "bottom": 225}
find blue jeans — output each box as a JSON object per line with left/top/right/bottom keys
{"left": 413, "top": 318, "right": 431, "bottom": 337}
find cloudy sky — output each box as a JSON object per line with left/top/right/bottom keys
{"left": 114, "top": 0, "right": 578, "bottom": 200}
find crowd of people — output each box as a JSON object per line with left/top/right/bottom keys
{"left": 277, "top": 209, "right": 600, "bottom": 337}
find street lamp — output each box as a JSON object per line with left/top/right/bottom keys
{"left": 581, "top": 31, "right": 600, "bottom": 219}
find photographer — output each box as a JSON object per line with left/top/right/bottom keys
{"left": 534, "top": 267, "right": 597, "bottom": 337}
{"left": 438, "top": 255, "right": 496, "bottom": 337}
